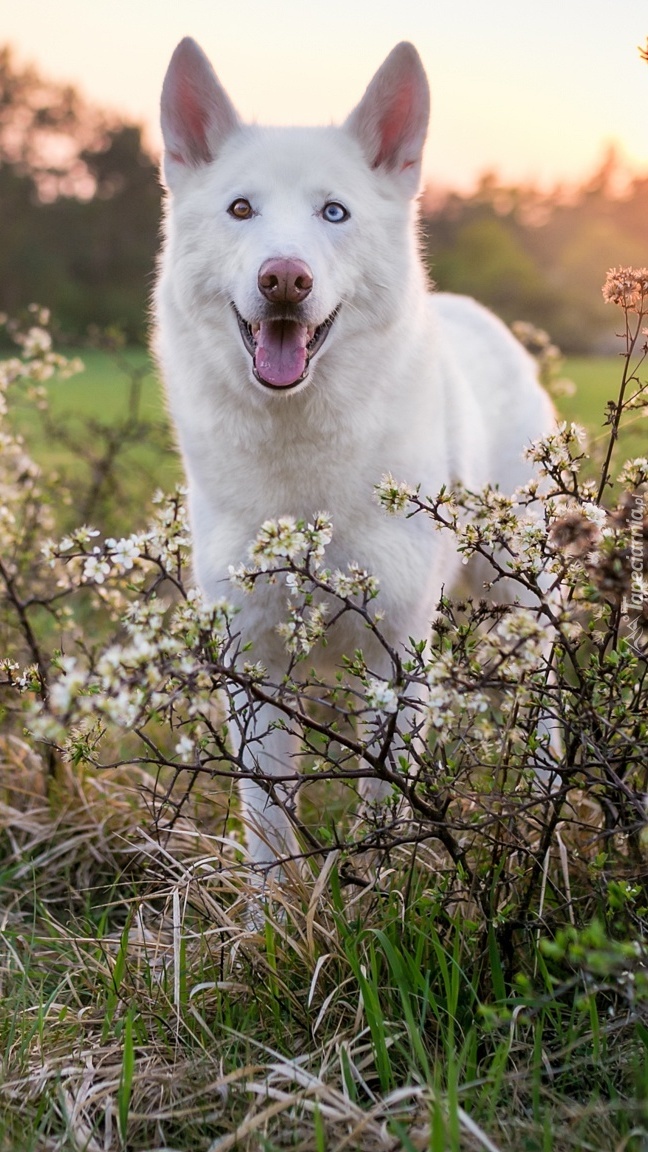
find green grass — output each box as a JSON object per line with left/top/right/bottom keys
{"left": 38, "top": 348, "right": 159, "bottom": 419}
{"left": 0, "top": 754, "right": 643, "bottom": 1151}
{"left": 11, "top": 346, "right": 180, "bottom": 532}
{"left": 8, "top": 347, "right": 642, "bottom": 543}
{"left": 557, "top": 355, "right": 647, "bottom": 472}
{"left": 2, "top": 345, "right": 647, "bottom": 1150}
{"left": 559, "top": 356, "right": 622, "bottom": 426}
{"left": 11, "top": 349, "right": 644, "bottom": 506}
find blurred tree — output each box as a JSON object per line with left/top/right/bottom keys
{"left": 45, "top": 126, "right": 161, "bottom": 335}
{"left": 0, "top": 47, "right": 160, "bottom": 341}
{"left": 2, "top": 46, "right": 647, "bottom": 350}
{"left": 0, "top": 45, "right": 105, "bottom": 198}
{"left": 423, "top": 151, "right": 648, "bottom": 353}
{"left": 429, "top": 216, "right": 557, "bottom": 328}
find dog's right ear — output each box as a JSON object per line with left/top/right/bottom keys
{"left": 160, "top": 38, "right": 240, "bottom": 189}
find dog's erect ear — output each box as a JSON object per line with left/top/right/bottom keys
{"left": 161, "top": 38, "right": 240, "bottom": 188}
{"left": 345, "top": 42, "right": 430, "bottom": 197}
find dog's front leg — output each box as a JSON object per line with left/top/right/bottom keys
{"left": 358, "top": 675, "right": 430, "bottom": 807}
{"left": 229, "top": 696, "right": 303, "bottom": 881}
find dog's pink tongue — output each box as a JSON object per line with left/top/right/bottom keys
{"left": 254, "top": 320, "right": 309, "bottom": 387}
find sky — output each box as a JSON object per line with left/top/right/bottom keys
{"left": 3, "top": 0, "right": 647, "bottom": 191}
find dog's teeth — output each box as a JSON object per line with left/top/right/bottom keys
{"left": 251, "top": 323, "right": 260, "bottom": 335}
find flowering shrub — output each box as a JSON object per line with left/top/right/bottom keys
{"left": 0, "top": 282, "right": 647, "bottom": 937}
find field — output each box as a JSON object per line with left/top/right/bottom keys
{"left": 12, "top": 347, "right": 180, "bottom": 469}
{"left": 10, "top": 349, "right": 629, "bottom": 433}
{"left": 558, "top": 355, "right": 647, "bottom": 468}
{"left": 10, "top": 347, "right": 181, "bottom": 533}
{"left": 2, "top": 343, "right": 648, "bottom": 1152}
{"left": 11, "top": 349, "right": 646, "bottom": 500}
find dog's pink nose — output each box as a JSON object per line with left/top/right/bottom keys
{"left": 258, "top": 258, "right": 313, "bottom": 304}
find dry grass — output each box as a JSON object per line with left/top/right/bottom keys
{"left": 0, "top": 738, "right": 645, "bottom": 1152}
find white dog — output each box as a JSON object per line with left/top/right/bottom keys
{"left": 154, "top": 38, "right": 556, "bottom": 872}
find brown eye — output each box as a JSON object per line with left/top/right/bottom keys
{"left": 228, "top": 198, "right": 253, "bottom": 219}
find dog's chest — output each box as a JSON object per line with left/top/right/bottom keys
{"left": 188, "top": 417, "right": 455, "bottom": 653}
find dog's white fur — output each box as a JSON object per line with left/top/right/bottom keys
{"left": 154, "top": 39, "right": 556, "bottom": 871}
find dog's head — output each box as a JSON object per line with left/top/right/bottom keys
{"left": 159, "top": 39, "right": 430, "bottom": 396}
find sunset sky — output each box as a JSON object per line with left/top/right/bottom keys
{"left": 3, "top": 0, "right": 647, "bottom": 190}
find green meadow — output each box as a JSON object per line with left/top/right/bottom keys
{"left": 2, "top": 345, "right": 647, "bottom": 1152}
{"left": 11, "top": 347, "right": 180, "bottom": 532}
{"left": 559, "top": 355, "right": 647, "bottom": 467}
{"left": 12, "top": 349, "right": 646, "bottom": 501}
{"left": 13, "top": 347, "right": 176, "bottom": 470}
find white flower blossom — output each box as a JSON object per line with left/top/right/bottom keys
{"left": 285, "top": 571, "right": 302, "bottom": 596}
{"left": 525, "top": 422, "right": 587, "bottom": 476}
{"left": 581, "top": 503, "right": 608, "bottom": 530}
{"left": 375, "top": 472, "right": 416, "bottom": 514}
{"left": 105, "top": 535, "right": 142, "bottom": 570}
{"left": 27, "top": 304, "right": 50, "bottom": 325}
{"left": 277, "top": 603, "right": 328, "bottom": 655}
{"left": 72, "top": 525, "right": 101, "bottom": 546}
{"left": 175, "top": 735, "right": 195, "bottom": 763}
{"left": 83, "top": 554, "right": 111, "bottom": 584}
{"left": 365, "top": 677, "right": 399, "bottom": 714}
{"left": 618, "top": 458, "right": 648, "bottom": 488}
{"left": 18, "top": 326, "right": 52, "bottom": 357}
{"left": 327, "top": 564, "right": 379, "bottom": 599}
{"left": 49, "top": 656, "right": 86, "bottom": 713}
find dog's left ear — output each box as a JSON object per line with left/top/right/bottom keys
{"left": 345, "top": 42, "right": 430, "bottom": 197}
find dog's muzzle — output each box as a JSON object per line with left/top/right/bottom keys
{"left": 232, "top": 305, "right": 340, "bottom": 389}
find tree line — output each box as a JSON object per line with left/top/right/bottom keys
{"left": 2, "top": 46, "right": 647, "bottom": 350}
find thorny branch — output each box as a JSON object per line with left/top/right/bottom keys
{"left": 0, "top": 286, "right": 647, "bottom": 935}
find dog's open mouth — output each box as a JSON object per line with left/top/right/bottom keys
{"left": 232, "top": 305, "right": 339, "bottom": 389}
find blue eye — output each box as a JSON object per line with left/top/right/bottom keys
{"left": 322, "top": 201, "right": 349, "bottom": 223}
